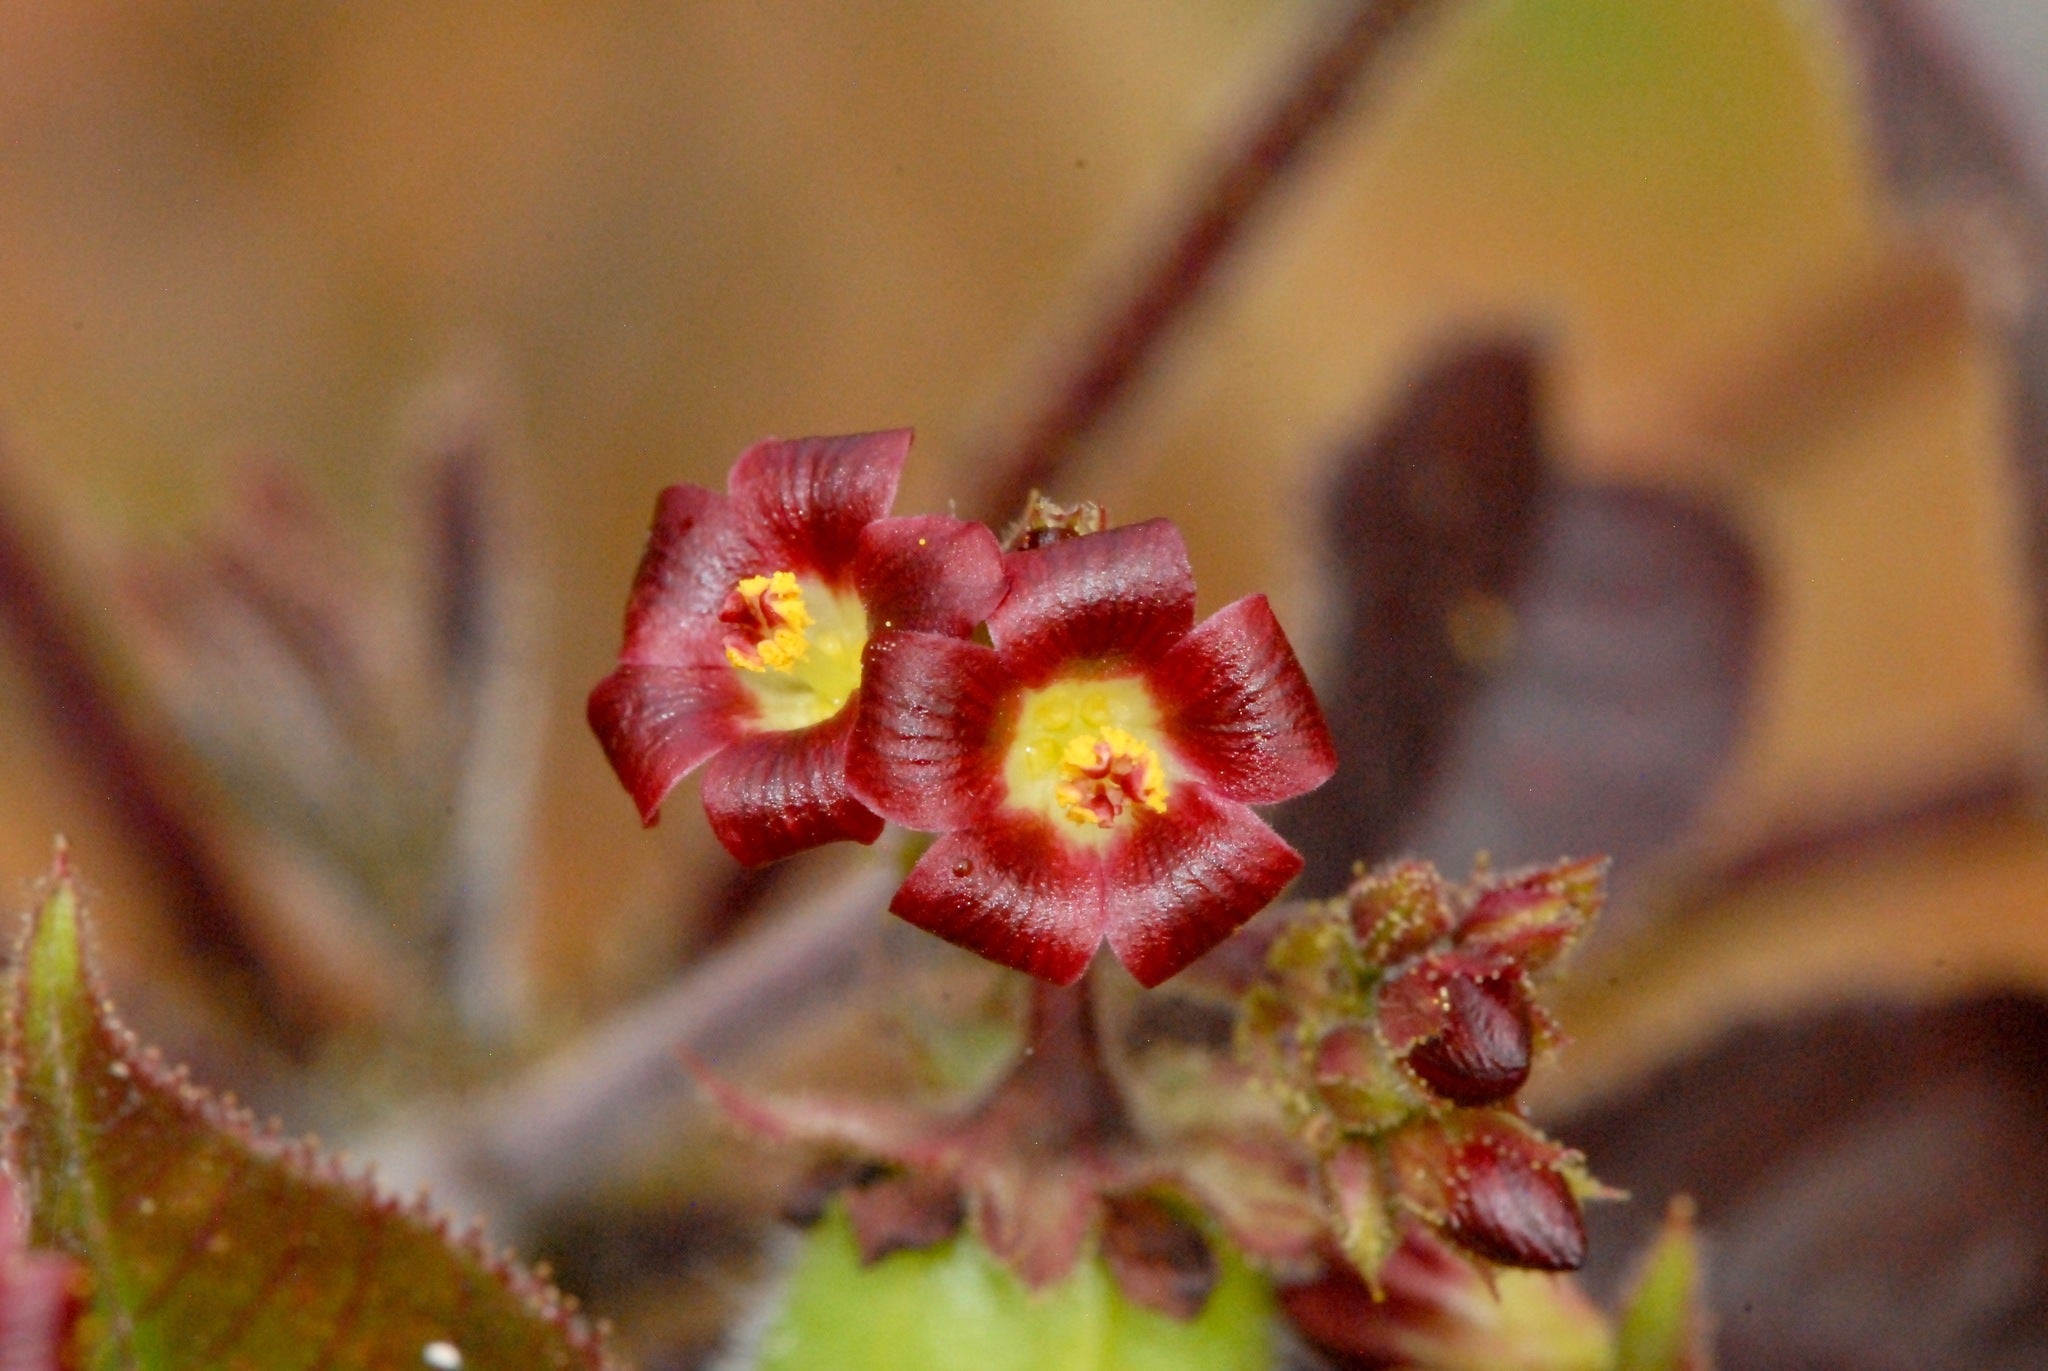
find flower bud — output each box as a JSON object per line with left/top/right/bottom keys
{"left": 1387, "top": 1115, "right": 1594, "bottom": 1274}
{"left": 1402, "top": 971, "right": 1534, "bottom": 1106}
{"left": 1443, "top": 1136, "right": 1587, "bottom": 1271}
{"left": 1346, "top": 860, "right": 1456, "bottom": 964}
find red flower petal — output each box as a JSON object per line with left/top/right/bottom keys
{"left": 618, "top": 483, "right": 768, "bottom": 664}
{"left": 727, "top": 430, "right": 910, "bottom": 581}
{"left": 1104, "top": 788, "right": 1304, "bottom": 988}
{"left": 700, "top": 703, "right": 885, "bottom": 865}
{"left": 846, "top": 632, "right": 1014, "bottom": 832}
{"left": 587, "top": 663, "right": 750, "bottom": 824}
{"left": 854, "top": 515, "right": 1006, "bottom": 637}
{"left": 888, "top": 818, "right": 1104, "bottom": 985}
{"left": 988, "top": 520, "right": 1196, "bottom": 683}
{"left": 1151, "top": 594, "right": 1336, "bottom": 803}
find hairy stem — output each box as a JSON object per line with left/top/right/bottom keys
{"left": 367, "top": 855, "right": 903, "bottom": 1229}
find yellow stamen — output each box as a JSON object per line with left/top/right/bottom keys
{"left": 724, "top": 571, "right": 813, "bottom": 674}
{"left": 1002, "top": 679, "right": 1172, "bottom": 839}
{"left": 1054, "top": 727, "right": 1169, "bottom": 828}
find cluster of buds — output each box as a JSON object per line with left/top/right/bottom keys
{"left": 1240, "top": 857, "right": 1613, "bottom": 1284}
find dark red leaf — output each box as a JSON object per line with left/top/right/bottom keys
{"left": 1564, "top": 993, "right": 2048, "bottom": 1370}
{"left": 1097, "top": 1194, "right": 1219, "bottom": 1321}
{"left": 1396, "top": 484, "right": 1758, "bottom": 912}
{"left": 841, "top": 1172, "right": 966, "bottom": 1265}
{"left": 1281, "top": 342, "right": 1549, "bottom": 891}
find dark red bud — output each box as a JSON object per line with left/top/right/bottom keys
{"left": 1444, "top": 1139, "right": 1586, "bottom": 1271}
{"left": 1403, "top": 974, "right": 1533, "bottom": 1106}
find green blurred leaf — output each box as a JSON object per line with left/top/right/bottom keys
{"left": 750, "top": 1205, "right": 1275, "bottom": 1371}
{"left": 6, "top": 852, "right": 620, "bottom": 1371}
{"left": 1613, "top": 1199, "right": 1709, "bottom": 1371}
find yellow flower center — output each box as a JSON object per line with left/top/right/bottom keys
{"left": 723, "top": 572, "right": 813, "bottom": 673}
{"left": 1003, "top": 678, "right": 1172, "bottom": 842}
{"left": 721, "top": 571, "right": 867, "bottom": 730}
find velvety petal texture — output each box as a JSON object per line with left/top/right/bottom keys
{"left": 1104, "top": 789, "right": 1304, "bottom": 988}
{"left": 847, "top": 633, "right": 1014, "bottom": 832}
{"left": 891, "top": 819, "right": 1104, "bottom": 986}
{"left": 618, "top": 483, "right": 767, "bottom": 663}
{"left": 856, "top": 515, "right": 1006, "bottom": 637}
{"left": 729, "top": 429, "right": 909, "bottom": 582}
{"left": 587, "top": 663, "right": 750, "bottom": 823}
{"left": 590, "top": 429, "right": 970, "bottom": 860}
{"left": 1152, "top": 594, "right": 1338, "bottom": 802}
{"left": 849, "top": 519, "right": 1334, "bottom": 986}
{"left": 701, "top": 704, "right": 885, "bottom": 865}
{"left": 988, "top": 520, "right": 1195, "bottom": 683}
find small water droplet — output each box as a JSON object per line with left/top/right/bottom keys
{"left": 952, "top": 859, "right": 973, "bottom": 878}
{"left": 108, "top": 1061, "right": 130, "bottom": 1079}
{"left": 422, "top": 1341, "right": 463, "bottom": 1369}
{"left": 136, "top": 1197, "right": 156, "bottom": 1216}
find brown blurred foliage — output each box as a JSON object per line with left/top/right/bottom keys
{"left": 3, "top": 1, "right": 2048, "bottom": 1366}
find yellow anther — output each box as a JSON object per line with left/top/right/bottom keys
{"left": 1002, "top": 677, "right": 1170, "bottom": 839}
{"left": 723, "top": 571, "right": 813, "bottom": 674}
{"left": 1053, "top": 725, "right": 1169, "bottom": 829}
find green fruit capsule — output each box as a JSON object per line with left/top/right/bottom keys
{"left": 747, "top": 1205, "right": 1278, "bottom": 1371}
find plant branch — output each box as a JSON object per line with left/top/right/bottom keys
{"left": 369, "top": 854, "right": 903, "bottom": 1229}
{"left": 970, "top": 0, "right": 1451, "bottom": 521}
{"left": 0, "top": 447, "right": 315, "bottom": 1055}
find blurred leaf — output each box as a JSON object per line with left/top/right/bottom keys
{"left": 1835, "top": 0, "right": 2048, "bottom": 631}
{"left": 1613, "top": 1199, "right": 1710, "bottom": 1371}
{"left": 7, "top": 852, "right": 618, "bottom": 1371}
{"left": 1283, "top": 341, "right": 1549, "bottom": 891}
{"left": 1563, "top": 993, "right": 2048, "bottom": 1370}
{"left": 1285, "top": 342, "right": 1759, "bottom": 911}
{"left": 1401, "top": 482, "right": 1758, "bottom": 905}
{"left": 746, "top": 1204, "right": 1275, "bottom": 1371}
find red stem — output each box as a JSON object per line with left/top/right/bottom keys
{"left": 971, "top": 0, "right": 1449, "bottom": 521}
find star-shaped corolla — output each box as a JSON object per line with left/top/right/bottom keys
{"left": 848, "top": 519, "right": 1337, "bottom": 987}
{"left": 588, "top": 430, "right": 1004, "bottom": 865}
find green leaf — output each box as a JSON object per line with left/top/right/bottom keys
{"left": 6, "top": 852, "right": 621, "bottom": 1371}
{"left": 1613, "top": 1198, "right": 1710, "bottom": 1371}
{"left": 749, "top": 1204, "right": 1275, "bottom": 1371}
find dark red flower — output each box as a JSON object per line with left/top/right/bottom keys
{"left": 847, "top": 520, "right": 1336, "bottom": 987}
{"left": 587, "top": 430, "right": 1004, "bottom": 864}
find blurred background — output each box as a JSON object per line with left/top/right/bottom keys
{"left": 4, "top": 1, "right": 2048, "bottom": 1366}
